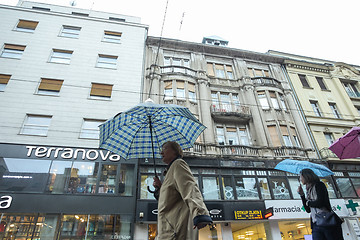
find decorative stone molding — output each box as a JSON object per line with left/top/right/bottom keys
{"left": 286, "top": 63, "right": 329, "bottom": 73}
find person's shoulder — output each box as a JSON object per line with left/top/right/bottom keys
{"left": 173, "top": 158, "right": 187, "bottom": 166}
{"left": 315, "top": 181, "right": 326, "bottom": 189}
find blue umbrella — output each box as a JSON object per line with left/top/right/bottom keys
{"left": 99, "top": 99, "right": 206, "bottom": 172}
{"left": 274, "top": 159, "right": 334, "bottom": 177}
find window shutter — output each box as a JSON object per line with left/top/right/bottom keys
{"left": 280, "top": 125, "right": 289, "bottom": 136}
{"left": 226, "top": 127, "right": 237, "bottom": 132}
{"left": 90, "top": 83, "right": 113, "bottom": 97}
{"left": 255, "top": 69, "right": 263, "bottom": 77}
{"left": 104, "top": 31, "right": 122, "bottom": 37}
{"left": 207, "top": 63, "right": 215, "bottom": 76}
{"left": 264, "top": 70, "right": 270, "bottom": 77}
{"left": 269, "top": 91, "right": 276, "bottom": 98}
{"left": 4, "top": 44, "right": 26, "bottom": 51}
{"left": 164, "top": 81, "right": 172, "bottom": 89}
{"left": 39, "top": 78, "right": 64, "bottom": 91}
{"left": 0, "top": 74, "right": 11, "bottom": 84}
{"left": 176, "top": 81, "right": 185, "bottom": 89}
{"left": 268, "top": 125, "right": 281, "bottom": 147}
{"left": 17, "top": 20, "right": 38, "bottom": 29}
{"left": 215, "top": 64, "right": 224, "bottom": 70}
{"left": 188, "top": 82, "right": 195, "bottom": 92}
{"left": 226, "top": 65, "right": 233, "bottom": 72}
{"left": 248, "top": 68, "right": 255, "bottom": 77}
{"left": 54, "top": 49, "right": 73, "bottom": 54}
{"left": 291, "top": 127, "right": 297, "bottom": 136}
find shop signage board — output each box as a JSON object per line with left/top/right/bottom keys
{"left": 0, "top": 195, "right": 12, "bottom": 209}
{"left": 265, "top": 199, "right": 349, "bottom": 219}
{"left": 345, "top": 199, "right": 360, "bottom": 216}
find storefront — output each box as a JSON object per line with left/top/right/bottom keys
{"left": 0, "top": 143, "right": 137, "bottom": 240}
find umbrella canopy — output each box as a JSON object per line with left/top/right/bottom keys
{"left": 99, "top": 99, "right": 206, "bottom": 160}
{"left": 329, "top": 127, "right": 360, "bottom": 160}
{"left": 274, "top": 159, "right": 334, "bottom": 177}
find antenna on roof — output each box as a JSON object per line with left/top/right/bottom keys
{"left": 69, "top": 0, "right": 77, "bottom": 6}
{"left": 179, "top": 12, "right": 185, "bottom": 31}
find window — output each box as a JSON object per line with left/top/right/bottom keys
{"left": 60, "top": 25, "right": 81, "bottom": 38}
{"left": 202, "top": 176, "right": 221, "bottom": 200}
{"left": 15, "top": 20, "right": 38, "bottom": 32}
{"left": 1, "top": 44, "right": 26, "bottom": 59}
{"left": 32, "top": 6, "right": 50, "bottom": 11}
{"left": 248, "top": 68, "right": 270, "bottom": 78}
{"left": 222, "top": 177, "right": 234, "bottom": 200}
{"left": 316, "top": 77, "right": 327, "bottom": 90}
{"left": 47, "top": 161, "right": 73, "bottom": 194}
{"left": 207, "top": 63, "right": 234, "bottom": 79}
{"left": 235, "top": 177, "right": 259, "bottom": 199}
{"left": 216, "top": 126, "right": 250, "bottom": 146}
{"left": 109, "top": 17, "right": 125, "bottom": 22}
{"left": 176, "top": 81, "right": 185, "bottom": 100}
{"left": 291, "top": 127, "right": 301, "bottom": 147}
{"left": 80, "top": 119, "right": 105, "bottom": 139}
{"left": 357, "top": 106, "right": 360, "bottom": 116}
{"left": 163, "top": 57, "right": 190, "bottom": 67}
{"left": 212, "top": 92, "right": 240, "bottom": 112}
{"left": 269, "top": 91, "right": 280, "bottom": 109}
{"left": 37, "top": 78, "right": 64, "bottom": 95}
{"left": 269, "top": 177, "right": 291, "bottom": 199}
{"left": 96, "top": 54, "right": 117, "bottom": 69}
{"left": 279, "top": 94, "right": 287, "bottom": 110}
{"left": 280, "top": 125, "right": 292, "bottom": 147}
{"left": 163, "top": 81, "right": 173, "bottom": 100}
{"left": 49, "top": 49, "right": 72, "bottom": 64}
{"left": 268, "top": 125, "right": 281, "bottom": 147}
{"left": 216, "top": 127, "right": 225, "bottom": 145}
{"left": 336, "top": 178, "right": 357, "bottom": 197}
{"left": 324, "top": 133, "right": 334, "bottom": 146}
{"left": 99, "top": 164, "right": 117, "bottom": 194}
{"left": 21, "top": 114, "right": 52, "bottom": 136}
{"left": 67, "top": 162, "right": 99, "bottom": 194}
{"left": 103, "top": 31, "right": 122, "bottom": 43}
{"left": 72, "top": 11, "right": 89, "bottom": 16}
{"left": 0, "top": 74, "right": 11, "bottom": 91}
{"left": 188, "top": 82, "right": 196, "bottom": 102}
{"left": 329, "top": 103, "right": 341, "bottom": 119}
{"left": 257, "top": 91, "right": 269, "bottom": 109}
{"left": 90, "top": 83, "right": 113, "bottom": 99}
{"left": 258, "top": 177, "right": 271, "bottom": 199}
{"left": 343, "top": 82, "right": 360, "bottom": 98}
{"left": 310, "top": 100, "right": 322, "bottom": 117}
{"left": 298, "top": 74, "right": 310, "bottom": 88}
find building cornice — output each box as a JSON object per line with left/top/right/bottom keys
{"left": 284, "top": 59, "right": 330, "bottom": 73}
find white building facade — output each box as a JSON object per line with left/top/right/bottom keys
{"left": 0, "top": 1, "right": 147, "bottom": 239}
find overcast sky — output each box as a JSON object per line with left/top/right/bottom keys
{"left": 2, "top": 0, "right": 360, "bottom": 65}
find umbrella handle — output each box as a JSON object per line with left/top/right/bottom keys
{"left": 147, "top": 186, "right": 159, "bottom": 193}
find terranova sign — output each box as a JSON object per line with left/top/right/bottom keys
{"left": 265, "top": 199, "right": 349, "bottom": 219}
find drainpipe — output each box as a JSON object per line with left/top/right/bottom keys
{"left": 280, "top": 65, "right": 321, "bottom": 159}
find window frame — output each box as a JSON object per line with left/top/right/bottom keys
{"left": 96, "top": 54, "right": 118, "bottom": 69}
{"left": 79, "top": 119, "right": 106, "bottom": 139}
{"left": 15, "top": 19, "right": 39, "bottom": 33}
{"left": 37, "top": 78, "right": 64, "bottom": 96}
{"left": 59, "top": 25, "right": 81, "bottom": 38}
{"left": 0, "top": 74, "right": 11, "bottom": 92}
{"left": 103, "top": 30, "right": 122, "bottom": 44}
{"left": 207, "top": 63, "right": 234, "bottom": 79}
{"left": 89, "top": 83, "right": 113, "bottom": 99}
{"left": 49, "top": 49, "right": 73, "bottom": 64}
{"left": 215, "top": 124, "right": 250, "bottom": 146}
{"left": 329, "top": 102, "right": 341, "bottom": 119}
{"left": 310, "top": 100, "right": 322, "bottom": 117}
{"left": 0, "top": 44, "right": 26, "bottom": 59}
{"left": 20, "top": 114, "right": 52, "bottom": 136}
{"left": 316, "top": 76, "right": 328, "bottom": 90}
{"left": 298, "top": 74, "right": 311, "bottom": 88}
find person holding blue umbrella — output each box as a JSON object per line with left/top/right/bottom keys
{"left": 297, "top": 169, "right": 344, "bottom": 240}
{"left": 153, "top": 141, "right": 212, "bottom": 240}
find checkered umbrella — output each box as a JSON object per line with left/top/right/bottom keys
{"left": 99, "top": 99, "right": 206, "bottom": 171}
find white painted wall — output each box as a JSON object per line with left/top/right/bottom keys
{"left": 0, "top": 2, "right": 148, "bottom": 148}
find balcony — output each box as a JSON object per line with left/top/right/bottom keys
{"left": 184, "top": 143, "right": 311, "bottom": 160}
{"left": 319, "top": 147, "right": 338, "bottom": 159}
{"left": 210, "top": 104, "right": 251, "bottom": 123}
{"left": 252, "top": 77, "right": 282, "bottom": 89}
{"left": 161, "top": 66, "right": 197, "bottom": 77}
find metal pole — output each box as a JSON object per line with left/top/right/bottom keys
{"left": 148, "top": 115, "right": 157, "bottom": 176}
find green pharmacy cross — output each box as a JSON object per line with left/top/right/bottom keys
{"left": 346, "top": 200, "right": 359, "bottom": 213}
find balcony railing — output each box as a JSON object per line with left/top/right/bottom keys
{"left": 184, "top": 143, "right": 310, "bottom": 159}
{"left": 252, "top": 77, "right": 282, "bottom": 89}
{"left": 319, "top": 147, "right": 338, "bottom": 159}
{"left": 161, "top": 66, "right": 197, "bottom": 76}
{"left": 210, "top": 104, "right": 251, "bottom": 122}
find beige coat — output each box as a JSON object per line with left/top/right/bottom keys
{"left": 157, "top": 159, "right": 210, "bottom": 240}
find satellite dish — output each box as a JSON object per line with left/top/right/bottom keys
{"left": 69, "top": 0, "right": 77, "bottom": 6}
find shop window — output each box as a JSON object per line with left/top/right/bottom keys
{"left": 16, "top": 19, "right": 39, "bottom": 32}
{"left": 202, "top": 176, "right": 221, "bottom": 200}
{"left": 336, "top": 178, "right": 357, "bottom": 197}
{"left": 199, "top": 223, "right": 222, "bottom": 239}
{"left": 148, "top": 224, "right": 157, "bottom": 240}
{"left": 321, "top": 178, "right": 337, "bottom": 198}
{"left": 0, "top": 74, "right": 11, "bottom": 91}
{"left": 119, "top": 164, "right": 134, "bottom": 196}
{"left": 60, "top": 25, "right": 81, "bottom": 38}
{"left": 99, "top": 164, "right": 117, "bottom": 194}
{"left": 1, "top": 44, "right": 26, "bottom": 59}
{"left": 232, "top": 222, "right": 268, "bottom": 240}
{"left": 80, "top": 119, "right": 105, "bottom": 139}
{"left": 49, "top": 49, "right": 73, "bottom": 64}
{"left": 0, "top": 158, "right": 51, "bottom": 193}
{"left": 140, "top": 174, "right": 156, "bottom": 200}
{"left": 221, "top": 176, "right": 234, "bottom": 200}
{"left": 66, "top": 162, "right": 99, "bottom": 194}
{"left": 288, "top": 178, "right": 302, "bottom": 199}
{"left": 278, "top": 220, "right": 312, "bottom": 240}
{"left": 258, "top": 177, "right": 271, "bottom": 199}
{"left": 103, "top": 30, "right": 122, "bottom": 43}
{"left": 235, "top": 177, "right": 259, "bottom": 199}
{"left": 60, "top": 214, "right": 88, "bottom": 237}
{"left": 351, "top": 178, "right": 360, "bottom": 197}
{"left": 47, "top": 160, "right": 73, "bottom": 194}
{"left": 37, "top": 78, "right": 64, "bottom": 95}
{"left": 269, "top": 177, "right": 291, "bottom": 199}
{"left": 96, "top": 54, "right": 118, "bottom": 69}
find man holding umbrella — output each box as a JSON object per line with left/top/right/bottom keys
{"left": 153, "top": 141, "right": 212, "bottom": 240}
